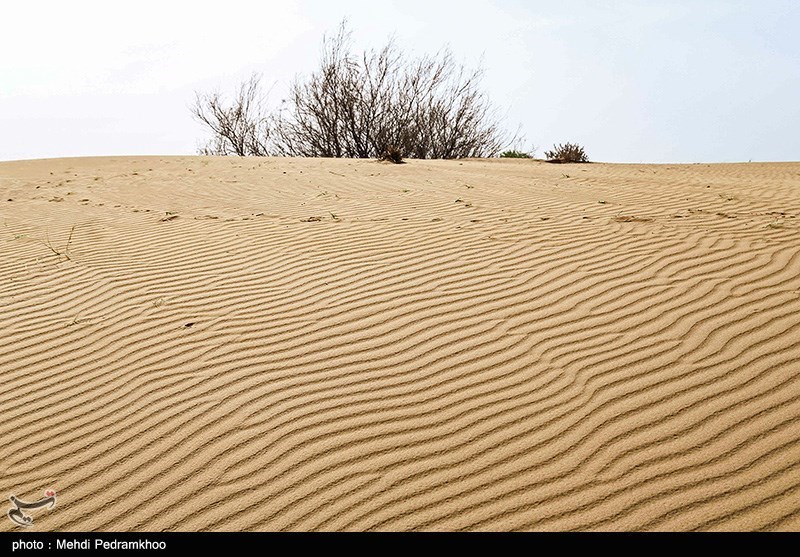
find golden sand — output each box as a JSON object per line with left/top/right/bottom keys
{"left": 2, "top": 156, "right": 799, "bottom": 531}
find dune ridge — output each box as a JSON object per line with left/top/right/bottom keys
{"left": 1, "top": 156, "right": 799, "bottom": 531}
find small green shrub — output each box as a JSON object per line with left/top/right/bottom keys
{"left": 545, "top": 142, "right": 589, "bottom": 163}
{"left": 500, "top": 150, "right": 532, "bottom": 159}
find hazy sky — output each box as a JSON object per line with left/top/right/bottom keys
{"left": 2, "top": 0, "right": 798, "bottom": 163}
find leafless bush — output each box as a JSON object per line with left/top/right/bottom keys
{"left": 544, "top": 142, "right": 589, "bottom": 163}
{"left": 378, "top": 145, "right": 405, "bottom": 164}
{"left": 192, "top": 75, "right": 272, "bottom": 156}
{"left": 193, "top": 22, "right": 508, "bottom": 160}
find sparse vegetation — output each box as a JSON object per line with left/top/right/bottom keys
{"left": 499, "top": 150, "right": 532, "bottom": 159}
{"left": 545, "top": 143, "right": 589, "bottom": 164}
{"left": 193, "top": 75, "right": 272, "bottom": 157}
{"left": 42, "top": 225, "right": 76, "bottom": 261}
{"left": 378, "top": 146, "right": 405, "bottom": 164}
{"left": 193, "top": 21, "right": 509, "bottom": 160}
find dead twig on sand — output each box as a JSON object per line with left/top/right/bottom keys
{"left": 42, "top": 225, "right": 76, "bottom": 261}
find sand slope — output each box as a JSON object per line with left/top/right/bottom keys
{"left": 1, "top": 156, "right": 799, "bottom": 531}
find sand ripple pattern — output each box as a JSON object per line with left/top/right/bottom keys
{"left": 1, "top": 157, "right": 800, "bottom": 531}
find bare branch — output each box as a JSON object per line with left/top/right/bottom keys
{"left": 193, "top": 21, "right": 510, "bottom": 160}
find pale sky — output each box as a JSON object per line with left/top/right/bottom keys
{"left": 1, "top": 0, "right": 798, "bottom": 163}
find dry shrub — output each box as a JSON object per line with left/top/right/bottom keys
{"left": 192, "top": 75, "right": 271, "bottom": 157}
{"left": 378, "top": 146, "right": 405, "bottom": 164}
{"left": 193, "top": 21, "right": 508, "bottom": 160}
{"left": 545, "top": 143, "right": 589, "bottom": 163}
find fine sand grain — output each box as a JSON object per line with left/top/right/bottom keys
{"left": 1, "top": 156, "right": 800, "bottom": 531}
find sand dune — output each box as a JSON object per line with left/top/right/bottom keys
{"left": 1, "top": 156, "right": 799, "bottom": 531}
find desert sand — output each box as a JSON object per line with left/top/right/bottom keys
{"left": 1, "top": 156, "right": 799, "bottom": 531}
